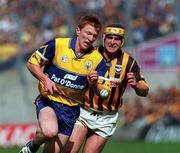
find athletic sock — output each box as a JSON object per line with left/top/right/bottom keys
{"left": 28, "top": 141, "right": 40, "bottom": 153}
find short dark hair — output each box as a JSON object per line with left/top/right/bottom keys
{"left": 78, "top": 15, "right": 102, "bottom": 33}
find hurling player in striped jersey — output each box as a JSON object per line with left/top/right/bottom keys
{"left": 64, "top": 24, "right": 149, "bottom": 153}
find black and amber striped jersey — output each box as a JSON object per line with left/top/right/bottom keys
{"left": 28, "top": 38, "right": 109, "bottom": 106}
{"left": 84, "top": 46, "right": 148, "bottom": 112}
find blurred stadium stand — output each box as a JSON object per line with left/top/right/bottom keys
{"left": 0, "top": 0, "right": 180, "bottom": 144}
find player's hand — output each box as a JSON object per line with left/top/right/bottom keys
{"left": 87, "top": 70, "right": 98, "bottom": 87}
{"left": 127, "top": 72, "right": 137, "bottom": 88}
{"left": 41, "top": 77, "right": 58, "bottom": 94}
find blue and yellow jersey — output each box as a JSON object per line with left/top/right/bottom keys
{"left": 84, "top": 46, "right": 149, "bottom": 111}
{"left": 28, "top": 37, "right": 108, "bottom": 106}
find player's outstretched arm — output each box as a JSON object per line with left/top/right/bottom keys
{"left": 127, "top": 72, "right": 149, "bottom": 97}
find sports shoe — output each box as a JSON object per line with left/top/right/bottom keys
{"left": 19, "top": 142, "right": 33, "bottom": 153}
{"left": 19, "top": 146, "right": 32, "bottom": 153}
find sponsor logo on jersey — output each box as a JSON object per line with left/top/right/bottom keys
{"left": 64, "top": 74, "right": 78, "bottom": 80}
{"left": 51, "top": 74, "right": 84, "bottom": 90}
{"left": 110, "top": 77, "right": 121, "bottom": 87}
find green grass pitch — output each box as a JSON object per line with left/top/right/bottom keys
{"left": 0, "top": 141, "right": 180, "bottom": 153}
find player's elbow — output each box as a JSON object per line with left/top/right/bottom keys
{"left": 137, "top": 88, "right": 149, "bottom": 97}
{"left": 135, "top": 82, "right": 149, "bottom": 97}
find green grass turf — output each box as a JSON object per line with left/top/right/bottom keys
{"left": 102, "top": 141, "right": 180, "bottom": 153}
{"left": 1, "top": 141, "right": 180, "bottom": 153}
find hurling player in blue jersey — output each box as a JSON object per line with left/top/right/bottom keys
{"left": 19, "top": 15, "right": 109, "bottom": 153}
{"left": 63, "top": 24, "right": 149, "bottom": 153}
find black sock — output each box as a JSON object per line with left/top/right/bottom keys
{"left": 28, "top": 141, "right": 40, "bottom": 152}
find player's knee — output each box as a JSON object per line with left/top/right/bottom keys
{"left": 42, "top": 127, "right": 58, "bottom": 138}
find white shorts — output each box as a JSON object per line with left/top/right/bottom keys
{"left": 75, "top": 107, "right": 119, "bottom": 138}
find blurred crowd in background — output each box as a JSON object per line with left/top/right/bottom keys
{"left": 0, "top": 0, "right": 178, "bottom": 61}
{"left": 0, "top": 0, "right": 180, "bottom": 138}
{"left": 123, "top": 85, "right": 180, "bottom": 127}
{"left": 119, "top": 85, "right": 180, "bottom": 140}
